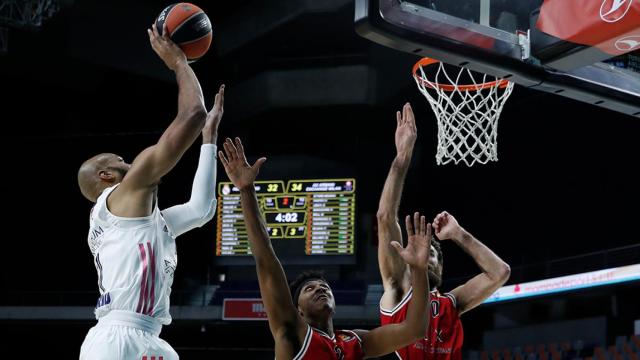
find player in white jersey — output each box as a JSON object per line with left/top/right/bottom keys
{"left": 76, "top": 24, "right": 224, "bottom": 360}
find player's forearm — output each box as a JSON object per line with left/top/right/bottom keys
{"left": 376, "top": 155, "right": 412, "bottom": 222}
{"left": 453, "top": 229, "right": 510, "bottom": 283}
{"left": 160, "top": 144, "right": 217, "bottom": 236}
{"left": 377, "top": 227, "right": 407, "bottom": 286}
{"left": 402, "top": 265, "right": 429, "bottom": 339}
{"left": 174, "top": 62, "right": 206, "bottom": 119}
{"left": 240, "top": 185, "right": 300, "bottom": 335}
{"left": 240, "top": 186, "right": 281, "bottom": 263}
{"left": 377, "top": 155, "right": 412, "bottom": 283}
{"left": 188, "top": 144, "right": 217, "bottom": 209}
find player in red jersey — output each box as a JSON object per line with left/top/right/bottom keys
{"left": 376, "top": 103, "right": 511, "bottom": 360}
{"left": 219, "top": 137, "right": 432, "bottom": 359}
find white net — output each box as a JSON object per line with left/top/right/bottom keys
{"left": 413, "top": 59, "right": 514, "bottom": 166}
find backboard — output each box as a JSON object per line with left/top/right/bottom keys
{"left": 355, "top": 0, "right": 640, "bottom": 117}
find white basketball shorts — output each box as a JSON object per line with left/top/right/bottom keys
{"left": 80, "top": 310, "right": 178, "bottom": 360}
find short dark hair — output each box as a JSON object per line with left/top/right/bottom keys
{"left": 290, "top": 270, "right": 327, "bottom": 306}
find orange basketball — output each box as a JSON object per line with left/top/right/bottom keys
{"left": 155, "top": 3, "right": 212, "bottom": 63}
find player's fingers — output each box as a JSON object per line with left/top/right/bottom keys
{"left": 149, "top": 39, "right": 160, "bottom": 53}
{"left": 413, "top": 212, "right": 420, "bottom": 234}
{"left": 405, "top": 215, "right": 414, "bottom": 237}
{"left": 234, "top": 137, "right": 245, "bottom": 157}
{"left": 212, "top": 93, "right": 219, "bottom": 110}
{"left": 420, "top": 215, "right": 426, "bottom": 235}
{"left": 252, "top": 157, "right": 267, "bottom": 172}
{"left": 151, "top": 23, "right": 159, "bottom": 37}
{"left": 223, "top": 139, "right": 236, "bottom": 161}
{"left": 223, "top": 142, "right": 234, "bottom": 160}
{"left": 148, "top": 31, "right": 159, "bottom": 51}
{"left": 217, "top": 84, "right": 225, "bottom": 107}
{"left": 227, "top": 138, "right": 240, "bottom": 159}
{"left": 403, "top": 103, "right": 410, "bottom": 123}
{"left": 406, "top": 103, "right": 416, "bottom": 125}
{"left": 149, "top": 26, "right": 160, "bottom": 44}
{"left": 162, "top": 22, "right": 170, "bottom": 39}
{"left": 222, "top": 139, "right": 231, "bottom": 156}
{"left": 390, "top": 241, "right": 404, "bottom": 254}
{"left": 154, "top": 24, "right": 164, "bottom": 44}
{"left": 218, "top": 151, "right": 229, "bottom": 167}
{"left": 396, "top": 111, "right": 402, "bottom": 125}
{"left": 426, "top": 223, "right": 432, "bottom": 245}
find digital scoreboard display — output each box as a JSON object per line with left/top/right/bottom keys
{"left": 215, "top": 178, "right": 356, "bottom": 262}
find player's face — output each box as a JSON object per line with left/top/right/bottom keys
{"left": 297, "top": 280, "right": 335, "bottom": 317}
{"left": 106, "top": 154, "right": 131, "bottom": 182}
{"left": 427, "top": 245, "right": 443, "bottom": 288}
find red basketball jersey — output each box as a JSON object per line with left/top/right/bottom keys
{"left": 380, "top": 289, "right": 463, "bottom": 360}
{"left": 293, "top": 325, "right": 365, "bottom": 360}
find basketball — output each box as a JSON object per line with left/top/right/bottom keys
{"left": 155, "top": 3, "right": 212, "bottom": 63}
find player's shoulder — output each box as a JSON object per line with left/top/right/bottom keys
{"left": 439, "top": 291, "right": 457, "bottom": 309}
{"left": 432, "top": 289, "right": 460, "bottom": 317}
{"left": 91, "top": 185, "right": 119, "bottom": 221}
{"left": 96, "top": 184, "right": 118, "bottom": 204}
{"left": 336, "top": 329, "right": 363, "bottom": 343}
{"left": 336, "top": 329, "right": 365, "bottom": 357}
{"left": 380, "top": 286, "right": 414, "bottom": 316}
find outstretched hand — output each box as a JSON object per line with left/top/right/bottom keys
{"left": 391, "top": 212, "right": 432, "bottom": 270}
{"left": 433, "top": 211, "right": 462, "bottom": 240}
{"left": 395, "top": 103, "right": 417, "bottom": 157}
{"left": 203, "top": 84, "right": 225, "bottom": 144}
{"left": 147, "top": 23, "right": 187, "bottom": 71}
{"left": 219, "top": 138, "right": 267, "bottom": 191}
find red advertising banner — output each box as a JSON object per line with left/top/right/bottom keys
{"left": 536, "top": 0, "right": 640, "bottom": 55}
{"left": 222, "top": 298, "right": 268, "bottom": 321}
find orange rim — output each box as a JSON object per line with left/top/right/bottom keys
{"left": 412, "top": 57, "right": 511, "bottom": 92}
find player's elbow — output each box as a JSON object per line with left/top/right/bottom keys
{"left": 496, "top": 262, "right": 511, "bottom": 284}
{"left": 176, "top": 106, "right": 207, "bottom": 130}
{"left": 376, "top": 210, "right": 397, "bottom": 225}
{"left": 182, "top": 199, "right": 217, "bottom": 231}
{"left": 201, "top": 200, "right": 217, "bottom": 223}
{"left": 186, "top": 107, "right": 207, "bottom": 127}
{"left": 194, "top": 200, "right": 217, "bottom": 228}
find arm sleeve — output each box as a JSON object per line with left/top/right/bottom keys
{"left": 162, "top": 144, "right": 218, "bottom": 238}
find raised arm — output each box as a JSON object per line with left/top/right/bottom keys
{"left": 377, "top": 103, "right": 417, "bottom": 307}
{"left": 433, "top": 211, "right": 511, "bottom": 315}
{"left": 358, "top": 213, "right": 431, "bottom": 358}
{"left": 110, "top": 24, "right": 207, "bottom": 216}
{"left": 161, "top": 85, "right": 225, "bottom": 237}
{"left": 219, "top": 138, "right": 307, "bottom": 359}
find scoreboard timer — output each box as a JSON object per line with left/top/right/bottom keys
{"left": 216, "top": 178, "right": 356, "bottom": 257}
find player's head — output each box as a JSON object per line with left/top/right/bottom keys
{"left": 428, "top": 238, "right": 444, "bottom": 289}
{"left": 78, "top": 153, "right": 131, "bottom": 202}
{"left": 290, "top": 270, "right": 335, "bottom": 321}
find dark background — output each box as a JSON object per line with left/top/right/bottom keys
{"left": 1, "top": 0, "right": 639, "bottom": 358}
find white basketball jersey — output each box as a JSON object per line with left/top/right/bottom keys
{"left": 88, "top": 184, "right": 178, "bottom": 325}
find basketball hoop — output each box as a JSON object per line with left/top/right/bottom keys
{"left": 412, "top": 57, "right": 514, "bottom": 166}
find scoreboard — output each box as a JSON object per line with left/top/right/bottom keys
{"left": 216, "top": 178, "right": 356, "bottom": 259}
